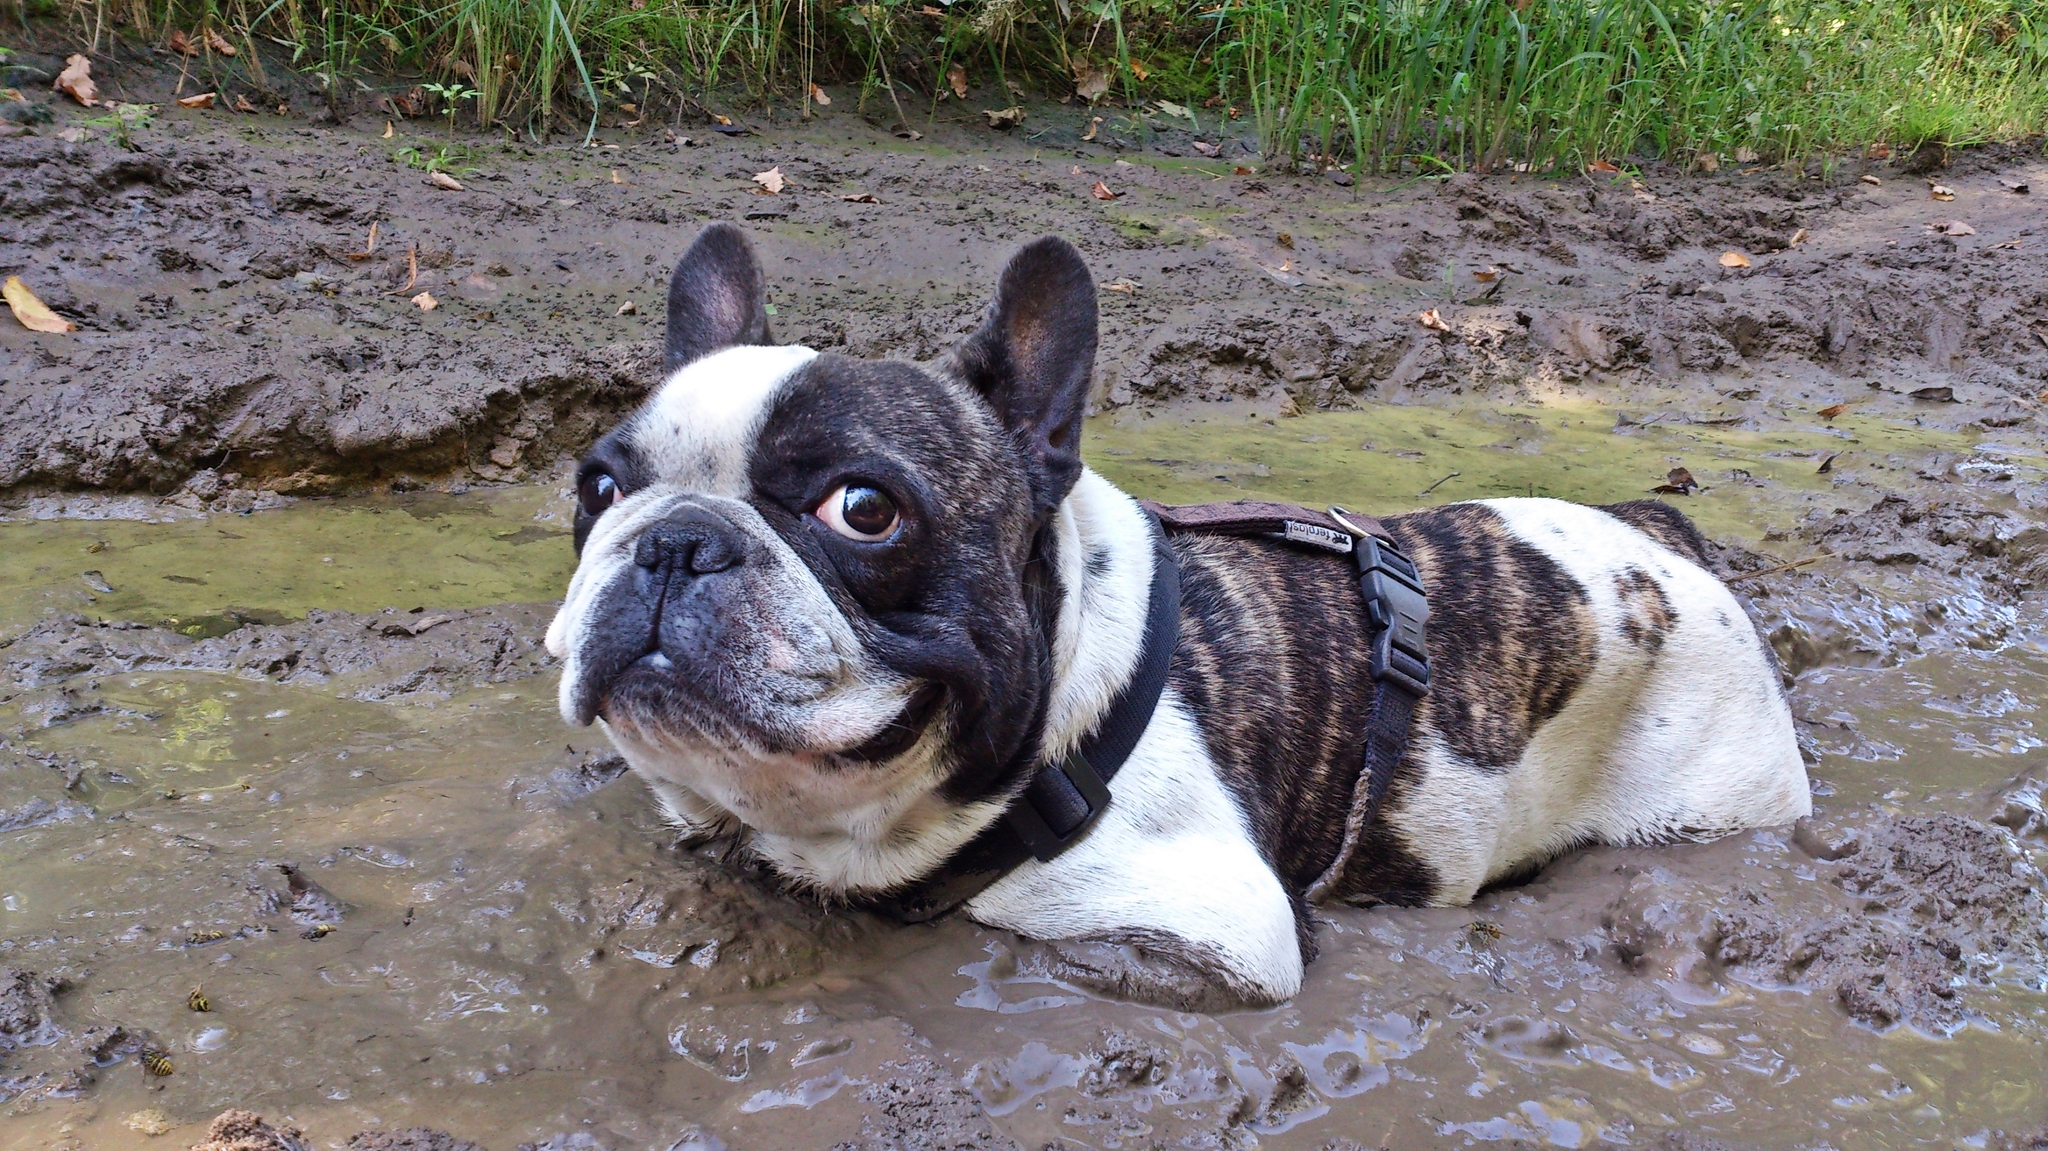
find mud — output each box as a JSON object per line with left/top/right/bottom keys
{"left": 2, "top": 39, "right": 2047, "bottom": 1151}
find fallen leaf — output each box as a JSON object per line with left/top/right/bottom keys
{"left": 1472, "top": 266, "right": 1500, "bottom": 282}
{"left": 610, "top": 169, "right": 624, "bottom": 184}
{"left": 1227, "top": 106, "right": 1241, "bottom": 120}
{"left": 1816, "top": 453, "right": 1838, "bottom": 474}
{"left": 234, "top": 94, "right": 257, "bottom": 113}
{"left": 752, "top": 167, "right": 784, "bottom": 194}
{"left": 809, "top": 82, "right": 831, "bottom": 106}
{"left": 1860, "top": 174, "right": 1882, "bottom": 186}
{"left": 1081, "top": 116, "right": 1102, "bottom": 142}
{"left": 1650, "top": 467, "right": 1699, "bottom": 495}
{"left": 1735, "top": 146, "right": 1760, "bottom": 163}
{"left": 412, "top": 291, "right": 437, "bottom": 311}
{"left": 204, "top": 28, "right": 237, "bottom": 55}
{"left": 167, "top": 30, "right": 198, "bottom": 56}
{"left": 1153, "top": 99, "right": 1194, "bottom": 121}
{"left": 1071, "top": 61, "right": 1109, "bottom": 104}
{"left": 344, "top": 221, "right": 378, "bottom": 260}
{"left": 921, "top": 5, "right": 944, "bottom": 13}
{"left": 1992, "top": 238, "right": 2021, "bottom": 250}
{"left": 429, "top": 171, "right": 463, "bottom": 191}
{"left": 1925, "top": 219, "right": 1975, "bottom": 236}
{"left": 1103, "top": 279, "right": 1138, "bottom": 293}
{"left": 1817, "top": 403, "right": 1847, "bottom": 419}
{"left": 55, "top": 54, "right": 97, "bottom": 107}
{"left": 393, "top": 244, "right": 419, "bottom": 293}
{"left": 1192, "top": 140, "right": 1220, "bottom": 157}
{"left": 1233, "top": 165, "right": 1254, "bottom": 176}
{"left": 1694, "top": 151, "right": 1719, "bottom": 173}
{"left": 1718, "top": 250, "right": 1752, "bottom": 268}
{"left": 1416, "top": 308, "right": 1451, "bottom": 333}
{"left": 982, "top": 106, "right": 1024, "bottom": 129}
{"left": 381, "top": 120, "right": 393, "bottom": 139}
{"left": 1129, "top": 60, "right": 1149, "bottom": 81}
{"left": 176, "top": 91, "right": 216, "bottom": 109}
{"left": 2002, "top": 178, "right": 2030, "bottom": 195}
{"left": 1910, "top": 385, "right": 1957, "bottom": 403}
{"left": 3, "top": 276, "right": 76, "bottom": 333}
{"left": 616, "top": 301, "right": 637, "bottom": 315}
{"left": 1929, "top": 184, "right": 1955, "bottom": 201}
{"left": 1866, "top": 142, "right": 1891, "bottom": 159}
{"left": 275, "top": 102, "right": 288, "bottom": 116}
{"left": 1587, "top": 159, "right": 1620, "bottom": 174}
{"left": 1788, "top": 227, "right": 1809, "bottom": 246}
{"left": 894, "top": 128, "right": 923, "bottom": 141}
{"left": 947, "top": 63, "right": 968, "bottom": 99}
{"left": 1091, "top": 180, "right": 1119, "bottom": 200}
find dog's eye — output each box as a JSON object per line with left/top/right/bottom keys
{"left": 816, "top": 484, "right": 899, "bottom": 542}
{"left": 577, "top": 472, "right": 621, "bottom": 517}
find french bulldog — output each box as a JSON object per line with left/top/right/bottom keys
{"left": 545, "top": 223, "right": 1810, "bottom": 1010}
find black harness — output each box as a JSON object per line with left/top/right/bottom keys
{"left": 869, "top": 500, "right": 1430, "bottom": 922}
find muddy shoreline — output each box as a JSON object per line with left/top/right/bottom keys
{"left": 4, "top": 45, "right": 2048, "bottom": 1151}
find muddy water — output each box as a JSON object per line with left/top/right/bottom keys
{"left": 3, "top": 407, "right": 2045, "bottom": 1151}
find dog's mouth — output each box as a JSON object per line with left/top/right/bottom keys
{"left": 596, "top": 654, "right": 943, "bottom": 764}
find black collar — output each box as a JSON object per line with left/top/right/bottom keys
{"left": 866, "top": 512, "right": 1181, "bottom": 922}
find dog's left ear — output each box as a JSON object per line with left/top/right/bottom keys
{"left": 949, "top": 236, "right": 1099, "bottom": 518}
{"left": 665, "top": 222, "right": 775, "bottom": 373}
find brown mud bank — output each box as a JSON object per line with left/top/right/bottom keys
{"left": 3, "top": 50, "right": 2048, "bottom": 1151}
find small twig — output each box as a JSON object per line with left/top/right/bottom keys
{"left": 1724, "top": 554, "right": 1831, "bottom": 584}
{"left": 1418, "top": 470, "right": 1461, "bottom": 497}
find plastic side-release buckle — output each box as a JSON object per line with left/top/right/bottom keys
{"left": 1355, "top": 536, "right": 1431, "bottom": 698}
{"left": 1005, "top": 747, "right": 1114, "bottom": 862}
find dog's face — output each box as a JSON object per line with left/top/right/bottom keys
{"left": 545, "top": 226, "right": 1099, "bottom": 869}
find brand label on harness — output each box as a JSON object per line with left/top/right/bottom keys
{"left": 1281, "top": 520, "right": 1354, "bottom": 553}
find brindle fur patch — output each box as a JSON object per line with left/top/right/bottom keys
{"left": 1600, "top": 499, "right": 1712, "bottom": 566}
{"left": 1613, "top": 567, "right": 1677, "bottom": 651}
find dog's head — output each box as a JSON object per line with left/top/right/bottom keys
{"left": 545, "top": 225, "right": 1099, "bottom": 882}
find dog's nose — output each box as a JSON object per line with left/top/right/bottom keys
{"left": 634, "top": 506, "right": 744, "bottom": 577}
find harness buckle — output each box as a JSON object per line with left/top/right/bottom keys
{"left": 1355, "top": 536, "right": 1431, "bottom": 698}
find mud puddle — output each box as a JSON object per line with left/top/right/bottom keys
{"left": 3, "top": 407, "right": 2045, "bottom": 1151}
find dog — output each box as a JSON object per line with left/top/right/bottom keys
{"left": 545, "top": 224, "right": 1810, "bottom": 1010}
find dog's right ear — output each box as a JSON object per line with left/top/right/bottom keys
{"left": 665, "top": 223, "right": 774, "bottom": 372}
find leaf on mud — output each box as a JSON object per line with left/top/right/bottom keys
{"left": 204, "top": 28, "right": 238, "bottom": 55}
{"left": 1192, "top": 141, "right": 1220, "bottom": 157}
{"left": 344, "top": 222, "right": 378, "bottom": 261}
{"left": 429, "top": 171, "right": 463, "bottom": 191}
{"left": 751, "top": 167, "right": 784, "bottom": 194}
{"left": 616, "top": 301, "right": 637, "bottom": 315}
{"left": 411, "top": 291, "right": 437, "bottom": 311}
{"left": 894, "top": 128, "right": 922, "bottom": 141}
{"left": 1925, "top": 219, "right": 1975, "bottom": 236}
{"left": 610, "top": 169, "right": 625, "bottom": 184}
{"left": 1866, "top": 142, "right": 1892, "bottom": 160}
{"left": 1154, "top": 99, "right": 1194, "bottom": 121}
{"left": 840, "top": 192, "right": 878, "bottom": 203}
{"left": 1718, "top": 250, "right": 1752, "bottom": 268}
{"left": 2002, "top": 178, "right": 2030, "bottom": 195}
{"left": 1081, "top": 116, "right": 1102, "bottom": 142}
{"left": 394, "top": 244, "right": 419, "bottom": 293}
{"left": 4, "top": 276, "right": 76, "bottom": 333}
{"left": 809, "top": 82, "right": 831, "bottom": 106}
{"left": 1233, "top": 165, "right": 1255, "bottom": 176}
{"left": 1587, "top": 159, "right": 1620, "bottom": 174}
{"left": 176, "top": 91, "right": 216, "bottom": 109}
{"left": 1471, "top": 266, "right": 1500, "bottom": 282}
{"left": 55, "top": 54, "right": 97, "bottom": 107}
{"left": 1817, "top": 452, "right": 1838, "bottom": 474}
{"left": 1694, "top": 151, "right": 1719, "bottom": 173}
{"left": 1416, "top": 308, "right": 1451, "bottom": 333}
{"left": 381, "top": 120, "right": 393, "bottom": 139}
{"left": 1104, "top": 279, "right": 1138, "bottom": 293}
{"left": 1817, "top": 403, "right": 1848, "bottom": 419}
{"left": 1650, "top": 467, "right": 1699, "bottom": 495}
{"left": 1910, "top": 385, "right": 1957, "bottom": 403}
{"left": 1788, "top": 227, "right": 1809, "bottom": 246}
{"left": 1090, "top": 180, "right": 1119, "bottom": 201}
{"left": 1735, "top": 146, "right": 1760, "bottom": 163}
{"left": 1275, "top": 232, "right": 1293, "bottom": 249}
{"left": 947, "top": 63, "right": 968, "bottom": 99}
{"left": 167, "top": 30, "right": 199, "bottom": 56}
{"left": 1992, "top": 238, "right": 2020, "bottom": 250}
{"left": 1071, "top": 61, "right": 1109, "bottom": 104}
{"left": 234, "top": 94, "right": 257, "bottom": 113}
{"left": 1860, "top": 174, "right": 1882, "bottom": 186}
{"left": 982, "top": 106, "right": 1025, "bottom": 129}
{"left": 1929, "top": 184, "right": 1956, "bottom": 201}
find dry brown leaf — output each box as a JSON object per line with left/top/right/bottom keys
{"left": 1860, "top": 173, "right": 1882, "bottom": 186}
{"left": 394, "top": 244, "right": 419, "bottom": 294}
{"left": 610, "top": 169, "right": 624, "bottom": 184}
{"left": 381, "top": 120, "right": 393, "bottom": 139}
{"left": 1192, "top": 140, "right": 1220, "bottom": 157}
{"left": 1694, "top": 151, "right": 1719, "bottom": 173}
{"left": 176, "top": 91, "right": 216, "bottom": 109}
{"left": 947, "top": 63, "right": 968, "bottom": 99}
{"left": 1929, "top": 184, "right": 1956, "bottom": 201}
{"left": 1091, "top": 181, "right": 1119, "bottom": 201}
{"left": 2002, "top": 178, "right": 2030, "bottom": 195}
{"left": 921, "top": 5, "right": 945, "bottom": 13}
{"left": 1788, "top": 227, "right": 1809, "bottom": 246}
{"left": 982, "top": 106, "right": 1024, "bottom": 129}
{"left": 1718, "top": 250, "right": 1752, "bottom": 268}
{"left": 1926, "top": 219, "right": 1975, "bottom": 236}
{"left": 841, "top": 192, "right": 878, "bottom": 203}
{"left": 1416, "top": 308, "right": 1451, "bottom": 333}
{"left": 1081, "top": 116, "right": 1102, "bottom": 142}
{"left": 1735, "top": 146, "right": 1760, "bottom": 163}
{"left": 234, "top": 94, "right": 257, "bottom": 113}
{"left": 1817, "top": 403, "right": 1847, "bottom": 419}
{"left": 344, "top": 221, "right": 378, "bottom": 261}
{"left": 1587, "top": 159, "right": 1620, "bottom": 174}
{"left": 1129, "top": 60, "right": 1150, "bottom": 81}
{"left": 712, "top": 113, "right": 733, "bottom": 126}
{"left": 429, "top": 172, "right": 463, "bottom": 191}
{"left": 412, "top": 291, "right": 437, "bottom": 311}
{"left": 1650, "top": 466, "right": 1699, "bottom": 495}
{"left": 204, "top": 28, "right": 238, "bottom": 55}
{"left": 1071, "top": 61, "right": 1109, "bottom": 104}
{"left": 55, "top": 54, "right": 97, "bottom": 107}
{"left": 1103, "top": 279, "right": 1138, "bottom": 293}
{"left": 752, "top": 167, "right": 784, "bottom": 194}
{"left": 1866, "top": 142, "right": 1892, "bottom": 159}
{"left": 1992, "top": 238, "right": 2021, "bottom": 250}
{"left": 1471, "top": 266, "right": 1500, "bottom": 282}
{"left": 4, "top": 276, "right": 75, "bottom": 333}
{"left": 1233, "top": 165, "right": 1254, "bottom": 176}
{"left": 616, "top": 301, "right": 637, "bottom": 315}
{"left": 1275, "top": 232, "right": 1293, "bottom": 249}
{"left": 167, "top": 30, "right": 198, "bottom": 56}
{"left": 809, "top": 82, "right": 831, "bottom": 106}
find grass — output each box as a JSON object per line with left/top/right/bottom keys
{"left": 35, "top": 0, "right": 2048, "bottom": 170}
